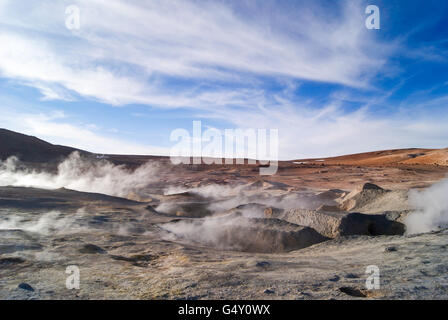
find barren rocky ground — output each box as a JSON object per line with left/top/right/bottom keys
{"left": 1, "top": 132, "right": 448, "bottom": 300}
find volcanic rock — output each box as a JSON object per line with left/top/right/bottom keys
{"left": 161, "top": 217, "right": 328, "bottom": 253}
{"left": 338, "top": 183, "right": 409, "bottom": 213}
{"left": 278, "top": 209, "right": 405, "bottom": 238}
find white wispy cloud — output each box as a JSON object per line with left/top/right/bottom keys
{"left": 0, "top": 0, "right": 446, "bottom": 159}
{"left": 0, "top": 0, "right": 393, "bottom": 106}
{"left": 200, "top": 95, "right": 448, "bottom": 159}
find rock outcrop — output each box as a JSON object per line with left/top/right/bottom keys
{"left": 338, "top": 183, "right": 409, "bottom": 213}
{"left": 277, "top": 209, "right": 405, "bottom": 238}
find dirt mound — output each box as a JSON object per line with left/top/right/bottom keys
{"left": 278, "top": 209, "right": 405, "bottom": 238}
{"left": 156, "top": 201, "right": 212, "bottom": 218}
{"left": 159, "top": 191, "right": 207, "bottom": 201}
{"left": 339, "top": 183, "right": 386, "bottom": 211}
{"left": 338, "top": 183, "right": 409, "bottom": 213}
{"left": 244, "top": 179, "right": 291, "bottom": 191}
{"left": 316, "top": 189, "right": 346, "bottom": 199}
{"left": 155, "top": 191, "right": 213, "bottom": 218}
{"left": 235, "top": 203, "right": 268, "bottom": 212}
{"left": 225, "top": 203, "right": 284, "bottom": 219}
{"left": 160, "top": 217, "right": 328, "bottom": 253}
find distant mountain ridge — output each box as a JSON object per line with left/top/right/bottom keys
{"left": 1, "top": 128, "right": 447, "bottom": 166}
{"left": 0, "top": 128, "right": 88, "bottom": 162}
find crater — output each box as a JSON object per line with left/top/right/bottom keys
{"left": 159, "top": 217, "right": 328, "bottom": 253}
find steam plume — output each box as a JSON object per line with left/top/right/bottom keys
{"left": 0, "top": 209, "right": 84, "bottom": 235}
{"left": 0, "top": 152, "right": 158, "bottom": 198}
{"left": 406, "top": 178, "right": 448, "bottom": 234}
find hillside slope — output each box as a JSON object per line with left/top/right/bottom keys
{"left": 0, "top": 129, "right": 87, "bottom": 162}
{"left": 295, "top": 148, "right": 448, "bottom": 166}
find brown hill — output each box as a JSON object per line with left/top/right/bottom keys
{"left": 399, "top": 149, "right": 448, "bottom": 166}
{"left": 1, "top": 128, "right": 447, "bottom": 169}
{"left": 295, "top": 148, "right": 448, "bottom": 166}
{"left": 0, "top": 128, "right": 87, "bottom": 163}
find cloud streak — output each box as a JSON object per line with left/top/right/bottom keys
{"left": 0, "top": 0, "right": 392, "bottom": 107}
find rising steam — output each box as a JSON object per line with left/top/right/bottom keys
{"left": 160, "top": 214, "right": 252, "bottom": 250}
{"left": 0, "top": 152, "right": 158, "bottom": 198}
{"left": 406, "top": 178, "right": 448, "bottom": 234}
{"left": 0, "top": 209, "right": 85, "bottom": 235}
{"left": 163, "top": 183, "right": 316, "bottom": 214}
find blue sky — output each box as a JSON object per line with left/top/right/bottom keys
{"left": 0, "top": 0, "right": 447, "bottom": 159}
